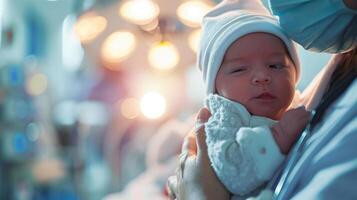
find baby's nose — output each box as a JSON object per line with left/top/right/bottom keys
{"left": 252, "top": 74, "right": 271, "bottom": 85}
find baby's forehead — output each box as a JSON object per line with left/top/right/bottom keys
{"left": 223, "top": 52, "right": 289, "bottom": 62}
{"left": 222, "top": 48, "right": 291, "bottom": 64}
{"left": 223, "top": 33, "right": 291, "bottom": 61}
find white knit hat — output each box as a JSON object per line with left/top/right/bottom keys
{"left": 198, "top": 0, "right": 300, "bottom": 96}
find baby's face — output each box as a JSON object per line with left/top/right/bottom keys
{"left": 215, "top": 32, "right": 296, "bottom": 120}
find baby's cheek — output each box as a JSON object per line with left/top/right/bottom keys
{"left": 279, "top": 81, "right": 295, "bottom": 108}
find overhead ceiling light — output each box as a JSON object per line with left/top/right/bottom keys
{"left": 75, "top": 13, "right": 107, "bottom": 44}
{"left": 101, "top": 30, "right": 136, "bottom": 65}
{"left": 119, "top": 0, "right": 160, "bottom": 25}
{"left": 177, "top": 1, "right": 212, "bottom": 28}
{"left": 148, "top": 41, "right": 179, "bottom": 70}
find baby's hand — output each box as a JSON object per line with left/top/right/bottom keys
{"left": 271, "top": 106, "right": 310, "bottom": 154}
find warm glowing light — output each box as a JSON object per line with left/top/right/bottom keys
{"left": 188, "top": 29, "right": 201, "bottom": 52}
{"left": 140, "top": 18, "right": 159, "bottom": 32}
{"left": 148, "top": 41, "right": 179, "bottom": 70}
{"left": 75, "top": 13, "right": 107, "bottom": 44}
{"left": 26, "top": 73, "right": 48, "bottom": 96}
{"left": 32, "top": 159, "right": 65, "bottom": 183}
{"left": 140, "top": 92, "right": 166, "bottom": 119}
{"left": 119, "top": 0, "right": 160, "bottom": 25}
{"left": 120, "top": 98, "right": 140, "bottom": 119}
{"left": 177, "top": 1, "right": 212, "bottom": 27}
{"left": 101, "top": 31, "right": 136, "bottom": 64}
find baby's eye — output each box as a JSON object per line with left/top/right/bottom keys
{"left": 230, "top": 67, "right": 246, "bottom": 73}
{"left": 269, "top": 64, "right": 285, "bottom": 69}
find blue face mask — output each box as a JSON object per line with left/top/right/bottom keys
{"left": 269, "top": 0, "right": 357, "bottom": 53}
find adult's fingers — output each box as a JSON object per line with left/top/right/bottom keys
{"left": 181, "top": 107, "right": 211, "bottom": 156}
{"left": 167, "top": 176, "right": 178, "bottom": 200}
{"left": 181, "top": 132, "right": 197, "bottom": 157}
{"left": 289, "top": 106, "right": 311, "bottom": 125}
{"left": 195, "top": 108, "right": 211, "bottom": 158}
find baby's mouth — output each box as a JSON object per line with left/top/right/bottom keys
{"left": 254, "top": 92, "right": 276, "bottom": 100}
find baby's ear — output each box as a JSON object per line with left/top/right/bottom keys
{"left": 288, "top": 89, "right": 303, "bottom": 109}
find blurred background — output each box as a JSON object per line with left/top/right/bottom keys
{"left": 0, "top": 0, "right": 331, "bottom": 199}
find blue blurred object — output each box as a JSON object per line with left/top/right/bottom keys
{"left": 34, "top": 186, "right": 79, "bottom": 200}
{"left": 1, "top": 130, "right": 34, "bottom": 161}
{"left": 25, "top": 14, "right": 45, "bottom": 57}
{"left": 13, "top": 132, "right": 30, "bottom": 154}
{"left": 8, "top": 65, "right": 23, "bottom": 86}
{"left": 0, "top": 64, "right": 24, "bottom": 88}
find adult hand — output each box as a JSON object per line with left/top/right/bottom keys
{"left": 167, "top": 108, "right": 230, "bottom": 200}
{"left": 272, "top": 106, "right": 310, "bottom": 154}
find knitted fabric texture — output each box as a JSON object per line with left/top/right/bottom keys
{"left": 205, "top": 94, "right": 285, "bottom": 196}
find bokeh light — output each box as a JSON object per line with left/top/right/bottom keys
{"left": 177, "top": 1, "right": 212, "bottom": 27}
{"left": 75, "top": 13, "right": 107, "bottom": 44}
{"left": 119, "top": 0, "right": 160, "bottom": 25}
{"left": 53, "top": 101, "right": 77, "bottom": 126}
{"left": 101, "top": 31, "right": 136, "bottom": 65}
{"left": 26, "top": 122, "right": 41, "bottom": 142}
{"left": 26, "top": 73, "right": 48, "bottom": 96}
{"left": 148, "top": 41, "right": 179, "bottom": 70}
{"left": 140, "top": 92, "right": 166, "bottom": 119}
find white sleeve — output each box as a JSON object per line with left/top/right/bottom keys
{"left": 206, "top": 125, "right": 285, "bottom": 196}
